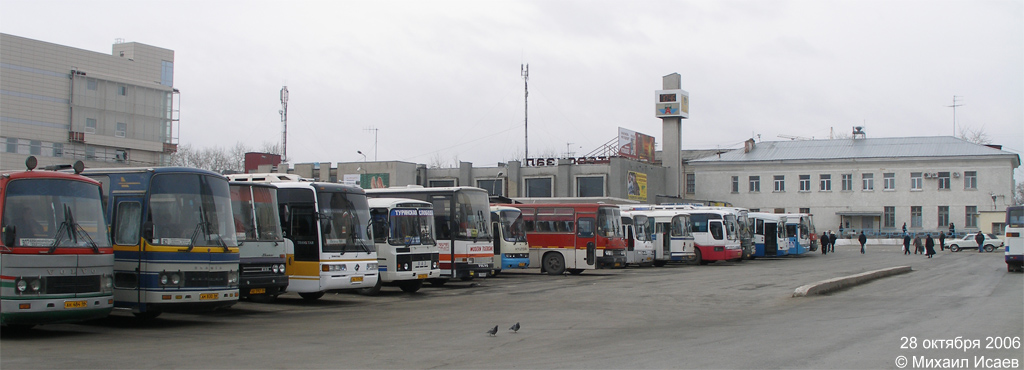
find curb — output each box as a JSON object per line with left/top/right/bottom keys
{"left": 792, "top": 266, "right": 913, "bottom": 297}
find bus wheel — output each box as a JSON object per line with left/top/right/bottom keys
{"left": 653, "top": 260, "right": 667, "bottom": 267}
{"left": 133, "top": 311, "right": 161, "bottom": 320}
{"left": 568, "top": 269, "right": 584, "bottom": 275}
{"left": 428, "top": 279, "right": 447, "bottom": 286}
{"left": 299, "top": 292, "right": 325, "bottom": 301}
{"left": 694, "top": 248, "right": 707, "bottom": 265}
{"left": 358, "top": 279, "right": 383, "bottom": 296}
{"left": 543, "top": 253, "right": 565, "bottom": 275}
{"left": 400, "top": 280, "right": 423, "bottom": 293}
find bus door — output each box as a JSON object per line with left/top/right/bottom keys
{"left": 112, "top": 195, "right": 145, "bottom": 307}
{"left": 764, "top": 222, "right": 778, "bottom": 255}
{"left": 285, "top": 204, "right": 319, "bottom": 285}
{"left": 654, "top": 221, "right": 670, "bottom": 260}
{"left": 576, "top": 213, "right": 596, "bottom": 267}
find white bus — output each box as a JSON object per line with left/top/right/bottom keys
{"left": 626, "top": 209, "right": 694, "bottom": 266}
{"left": 366, "top": 198, "right": 441, "bottom": 293}
{"left": 490, "top": 205, "right": 530, "bottom": 274}
{"left": 1005, "top": 206, "right": 1023, "bottom": 272}
{"left": 782, "top": 213, "right": 817, "bottom": 254}
{"left": 620, "top": 210, "right": 655, "bottom": 266}
{"left": 366, "top": 186, "right": 493, "bottom": 284}
{"left": 227, "top": 174, "right": 378, "bottom": 300}
{"left": 748, "top": 212, "right": 794, "bottom": 258}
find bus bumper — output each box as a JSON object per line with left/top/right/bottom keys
{"left": 239, "top": 275, "right": 289, "bottom": 298}
{"left": 1, "top": 296, "right": 113, "bottom": 326}
{"left": 498, "top": 256, "right": 531, "bottom": 270}
{"left": 596, "top": 255, "right": 627, "bottom": 269}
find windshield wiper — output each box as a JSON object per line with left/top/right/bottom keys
{"left": 49, "top": 205, "right": 75, "bottom": 254}
{"left": 181, "top": 221, "right": 205, "bottom": 252}
{"left": 72, "top": 222, "right": 100, "bottom": 253}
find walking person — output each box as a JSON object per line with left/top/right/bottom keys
{"left": 902, "top": 222, "right": 907, "bottom": 234}
{"left": 925, "top": 233, "right": 936, "bottom": 258}
{"left": 903, "top": 233, "right": 911, "bottom": 255}
{"left": 913, "top": 234, "right": 923, "bottom": 254}
{"left": 829, "top": 231, "right": 837, "bottom": 253}
{"left": 975, "top": 232, "right": 985, "bottom": 253}
{"left": 858, "top": 231, "right": 867, "bottom": 254}
{"left": 820, "top": 231, "right": 830, "bottom": 255}
{"left": 939, "top": 231, "right": 946, "bottom": 251}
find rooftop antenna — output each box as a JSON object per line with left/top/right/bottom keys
{"left": 279, "top": 86, "right": 289, "bottom": 162}
{"left": 947, "top": 95, "right": 963, "bottom": 137}
{"left": 364, "top": 127, "right": 379, "bottom": 161}
{"left": 522, "top": 63, "right": 529, "bottom": 161}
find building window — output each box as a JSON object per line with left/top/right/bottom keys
{"left": 911, "top": 172, "right": 923, "bottom": 190}
{"left": 938, "top": 206, "right": 949, "bottom": 228}
{"left": 799, "top": 207, "right": 810, "bottom": 214}
{"left": 5, "top": 137, "right": 18, "bottom": 153}
{"left": 85, "top": 118, "right": 97, "bottom": 134}
{"left": 884, "top": 206, "right": 895, "bottom": 228}
{"left": 161, "top": 60, "right": 174, "bottom": 87}
{"left": 87, "top": 79, "right": 98, "bottom": 90}
{"left": 731, "top": 176, "right": 739, "bottom": 193}
{"left": 774, "top": 208, "right": 785, "bottom": 214}
{"left": 118, "top": 86, "right": 127, "bottom": 96}
{"left": 911, "top": 206, "right": 922, "bottom": 228}
{"left": 938, "top": 172, "right": 950, "bottom": 190}
{"left": 799, "top": 175, "right": 810, "bottom": 192}
{"left": 477, "top": 179, "right": 503, "bottom": 197}
{"left": 85, "top": 147, "right": 96, "bottom": 160}
{"left": 842, "top": 174, "right": 853, "bottom": 191}
{"left": 576, "top": 176, "right": 605, "bottom": 197}
{"left": 685, "top": 173, "right": 695, "bottom": 194}
{"left": 965, "top": 206, "right": 978, "bottom": 227}
{"left": 29, "top": 140, "right": 41, "bottom": 155}
{"left": 52, "top": 143, "right": 63, "bottom": 158}
{"left": 428, "top": 179, "right": 456, "bottom": 187}
{"left": 883, "top": 173, "right": 895, "bottom": 191}
{"left": 116, "top": 122, "right": 127, "bottom": 138}
{"left": 525, "top": 177, "right": 553, "bottom": 197}
{"left": 749, "top": 176, "right": 760, "bottom": 193}
{"left": 964, "top": 171, "right": 977, "bottom": 189}
{"left": 819, "top": 174, "right": 831, "bottom": 191}
{"left": 862, "top": 173, "right": 874, "bottom": 191}
{"left": 773, "top": 175, "right": 785, "bottom": 192}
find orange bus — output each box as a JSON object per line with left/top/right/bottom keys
{"left": 511, "top": 203, "right": 627, "bottom": 275}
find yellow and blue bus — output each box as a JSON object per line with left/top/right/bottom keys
{"left": 82, "top": 167, "right": 239, "bottom": 318}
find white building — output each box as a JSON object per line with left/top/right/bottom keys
{"left": 688, "top": 136, "right": 1020, "bottom": 235}
{"left": 1, "top": 33, "right": 178, "bottom": 170}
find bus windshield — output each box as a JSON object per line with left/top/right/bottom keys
{"left": 633, "top": 215, "right": 651, "bottom": 241}
{"left": 387, "top": 208, "right": 436, "bottom": 246}
{"left": 231, "top": 185, "right": 283, "bottom": 242}
{"left": 596, "top": 207, "right": 623, "bottom": 238}
{"left": 454, "top": 190, "right": 491, "bottom": 240}
{"left": 671, "top": 215, "right": 690, "bottom": 237}
{"left": 3, "top": 179, "right": 110, "bottom": 249}
{"left": 318, "top": 190, "right": 372, "bottom": 253}
{"left": 498, "top": 209, "right": 527, "bottom": 243}
{"left": 150, "top": 173, "right": 237, "bottom": 248}
{"left": 1008, "top": 208, "right": 1024, "bottom": 227}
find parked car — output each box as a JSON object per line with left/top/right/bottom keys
{"left": 948, "top": 233, "right": 1004, "bottom": 252}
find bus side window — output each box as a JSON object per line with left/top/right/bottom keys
{"left": 370, "top": 209, "right": 387, "bottom": 243}
{"left": 114, "top": 201, "right": 142, "bottom": 245}
{"left": 577, "top": 218, "right": 595, "bottom": 238}
{"left": 710, "top": 222, "right": 724, "bottom": 240}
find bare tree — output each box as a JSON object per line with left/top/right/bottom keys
{"left": 169, "top": 141, "right": 250, "bottom": 173}
{"left": 957, "top": 125, "right": 992, "bottom": 145}
{"left": 1016, "top": 181, "right": 1024, "bottom": 206}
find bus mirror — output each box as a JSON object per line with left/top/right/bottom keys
{"left": 281, "top": 204, "right": 290, "bottom": 222}
{"left": 3, "top": 225, "right": 15, "bottom": 247}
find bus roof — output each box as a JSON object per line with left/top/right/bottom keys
{"left": 1, "top": 169, "right": 101, "bottom": 185}
{"left": 79, "top": 166, "right": 226, "bottom": 178}
{"left": 368, "top": 197, "right": 432, "bottom": 209}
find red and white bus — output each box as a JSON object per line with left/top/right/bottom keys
{"left": 511, "top": 203, "right": 627, "bottom": 275}
{"left": 679, "top": 209, "right": 743, "bottom": 264}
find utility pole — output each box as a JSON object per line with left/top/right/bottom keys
{"left": 364, "top": 127, "right": 379, "bottom": 161}
{"left": 279, "top": 86, "right": 288, "bottom": 162}
{"left": 522, "top": 64, "right": 529, "bottom": 161}
{"left": 947, "top": 95, "right": 963, "bottom": 136}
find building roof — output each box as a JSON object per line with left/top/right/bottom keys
{"left": 689, "top": 136, "right": 1020, "bottom": 167}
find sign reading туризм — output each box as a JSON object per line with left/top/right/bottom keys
{"left": 655, "top": 89, "right": 689, "bottom": 119}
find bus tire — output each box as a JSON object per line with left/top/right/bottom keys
{"left": 694, "top": 248, "right": 707, "bottom": 265}
{"left": 653, "top": 260, "right": 667, "bottom": 267}
{"left": 950, "top": 245, "right": 961, "bottom": 252}
{"left": 400, "top": 280, "right": 423, "bottom": 293}
{"left": 133, "top": 311, "right": 161, "bottom": 320}
{"left": 428, "top": 278, "right": 447, "bottom": 286}
{"left": 568, "top": 269, "right": 584, "bottom": 275}
{"left": 983, "top": 244, "right": 995, "bottom": 252}
{"left": 358, "top": 278, "right": 383, "bottom": 296}
{"left": 543, "top": 253, "right": 565, "bottom": 275}
{"left": 299, "top": 292, "right": 325, "bottom": 301}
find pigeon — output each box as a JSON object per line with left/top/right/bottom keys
{"left": 487, "top": 325, "right": 498, "bottom": 336}
{"left": 509, "top": 322, "right": 520, "bottom": 333}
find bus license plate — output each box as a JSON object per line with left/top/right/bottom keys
{"left": 249, "top": 288, "right": 266, "bottom": 295}
{"left": 417, "top": 274, "right": 427, "bottom": 279}
{"left": 200, "top": 293, "right": 219, "bottom": 300}
{"left": 64, "top": 300, "right": 87, "bottom": 309}
{"left": 351, "top": 276, "right": 363, "bottom": 283}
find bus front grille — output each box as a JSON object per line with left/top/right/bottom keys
{"left": 184, "top": 272, "right": 229, "bottom": 288}
{"left": 46, "top": 275, "right": 102, "bottom": 294}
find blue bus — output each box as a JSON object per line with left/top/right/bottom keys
{"left": 749, "top": 212, "right": 794, "bottom": 258}
{"left": 82, "top": 167, "right": 240, "bottom": 318}
{"left": 490, "top": 205, "right": 530, "bottom": 274}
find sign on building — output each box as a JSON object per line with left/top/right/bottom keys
{"left": 655, "top": 89, "right": 689, "bottom": 119}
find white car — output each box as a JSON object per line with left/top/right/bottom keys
{"left": 948, "top": 233, "right": 1005, "bottom": 252}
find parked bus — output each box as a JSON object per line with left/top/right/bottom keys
{"left": 748, "top": 212, "right": 794, "bottom": 258}
{"left": 367, "top": 198, "right": 441, "bottom": 293}
{"left": 1005, "top": 205, "right": 1024, "bottom": 273}
{"left": 627, "top": 209, "right": 694, "bottom": 266}
{"left": 620, "top": 210, "right": 655, "bottom": 266}
{"left": 512, "top": 203, "right": 627, "bottom": 275}
{"left": 490, "top": 205, "right": 530, "bottom": 273}
{"left": 782, "top": 213, "right": 817, "bottom": 254}
{"left": 1, "top": 158, "right": 114, "bottom": 328}
{"left": 680, "top": 210, "right": 743, "bottom": 264}
{"left": 229, "top": 174, "right": 378, "bottom": 300}
{"left": 82, "top": 167, "right": 239, "bottom": 318}
{"left": 229, "top": 182, "right": 288, "bottom": 301}
{"left": 366, "top": 186, "right": 493, "bottom": 283}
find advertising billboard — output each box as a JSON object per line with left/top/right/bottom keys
{"left": 618, "top": 127, "right": 656, "bottom": 163}
{"left": 627, "top": 171, "right": 647, "bottom": 202}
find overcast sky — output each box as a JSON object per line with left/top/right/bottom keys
{"left": 3, "top": 0, "right": 1022, "bottom": 174}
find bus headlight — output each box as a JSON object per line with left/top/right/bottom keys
{"left": 15, "top": 279, "right": 28, "bottom": 292}
{"left": 228, "top": 271, "right": 239, "bottom": 285}
{"left": 102, "top": 274, "right": 114, "bottom": 293}
{"left": 170, "top": 273, "right": 181, "bottom": 285}
{"left": 160, "top": 274, "right": 169, "bottom": 285}
{"left": 367, "top": 262, "right": 378, "bottom": 271}
{"left": 279, "top": 264, "right": 287, "bottom": 274}
{"left": 29, "top": 279, "right": 42, "bottom": 292}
